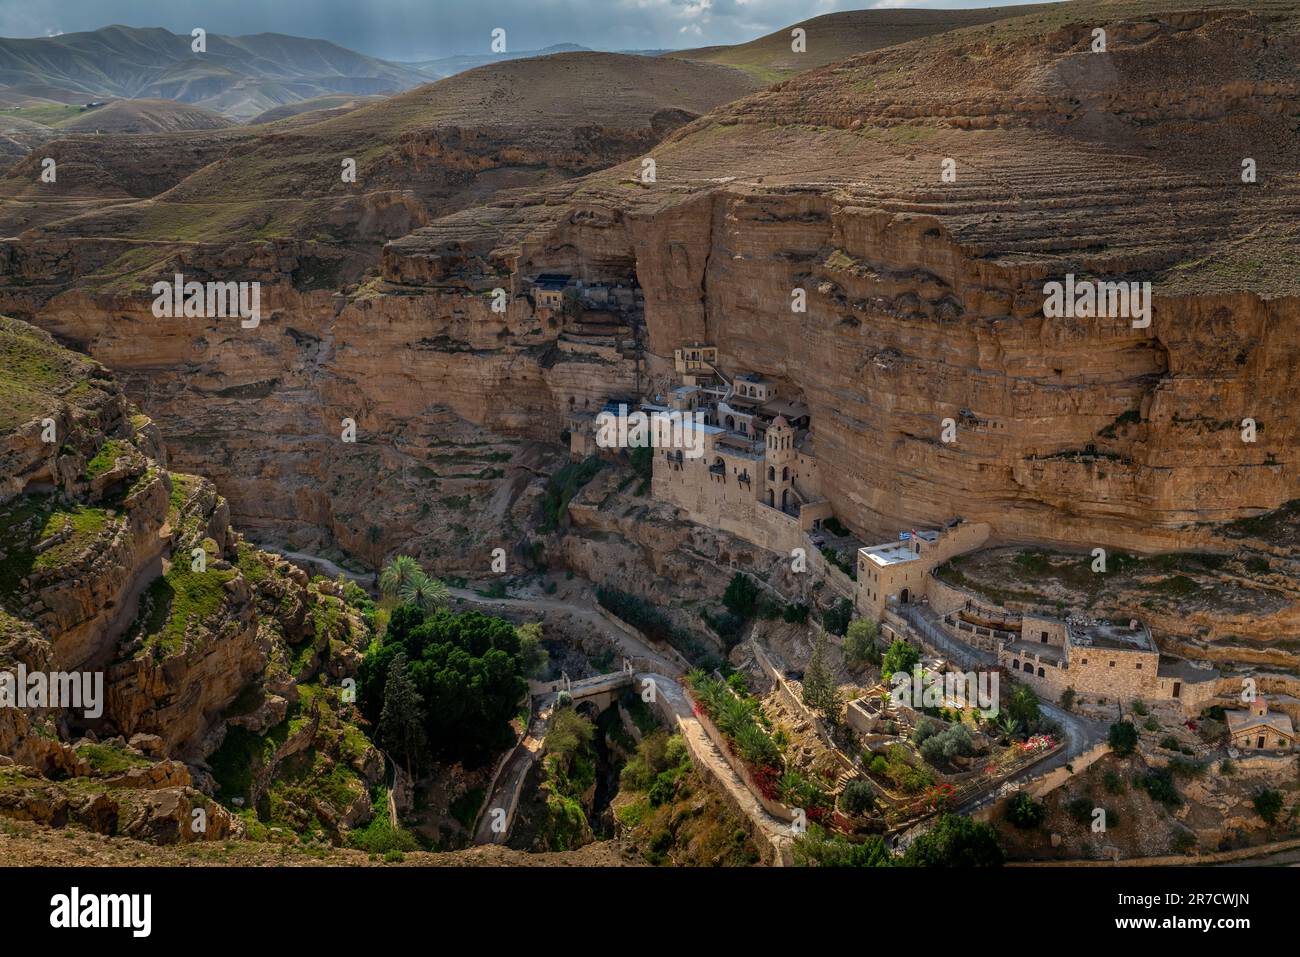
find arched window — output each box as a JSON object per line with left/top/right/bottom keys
{"left": 1037, "top": 667, "right": 1045, "bottom": 678}
{"left": 782, "top": 466, "right": 790, "bottom": 481}
{"left": 1012, "top": 660, "right": 1020, "bottom": 670}
{"left": 1023, "top": 662, "right": 1033, "bottom": 673}
{"left": 767, "top": 466, "right": 775, "bottom": 481}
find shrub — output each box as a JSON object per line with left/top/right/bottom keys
{"left": 1103, "top": 769, "right": 1125, "bottom": 795}
{"left": 782, "top": 603, "right": 809, "bottom": 624}
{"left": 1066, "top": 797, "right": 1094, "bottom": 826}
{"left": 919, "top": 724, "right": 974, "bottom": 767}
{"left": 792, "top": 825, "right": 892, "bottom": 867}
{"left": 821, "top": 598, "right": 853, "bottom": 637}
{"left": 722, "top": 573, "right": 759, "bottom": 618}
{"left": 1137, "top": 769, "right": 1182, "bottom": 808}
{"left": 1144, "top": 716, "right": 1161, "bottom": 732}
{"left": 911, "top": 716, "right": 943, "bottom": 746}
{"left": 539, "top": 457, "right": 603, "bottom": 531}
{"left": 901, "top": 814, "right": 1003, "bottom": 867}
{"left": 1254, "top": 788, "right": 1284, "bottom": 825}
{"left": 1168, "top": 757, "right": 1205, "bottom": 779}
{"left": 1059, "top": 687, "right": 1076, "bottom": 711}
{"left": 1107, "top": 720, "right": 1139, "bottom": 756}
{"left": 1159, "top": 734, "right": 1181, "bottom": 751}
{"left": 839, "top": 779, "right": 875, "bottom": 816}
{"left": 1007, "top": 793, "right": 1045, "bottom": 829}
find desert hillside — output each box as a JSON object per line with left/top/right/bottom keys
{"left": 666, "top": 4, "right": 1059, "bottom": 80}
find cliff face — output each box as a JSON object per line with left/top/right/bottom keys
{"left": 385, "top": 0, "right": 1300, "bottom": 550}
{"left": 0, "top": 316, "right": 382, "bottom": 844}
{"left": 2, "top": 2, "right": 1298, "bottom": 645}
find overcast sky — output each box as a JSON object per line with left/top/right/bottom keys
{"left": 0, "top": 0, "right": 1056, "bottom": 61}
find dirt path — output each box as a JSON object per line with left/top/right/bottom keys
{"left": 473, "top": 703, "right": 553, "bottom": 845}
{"left": 273, "top": 548, "right": 370, "bottom": 583}
{"left": 448, "top": 586, "right": 682, "bottom": 676}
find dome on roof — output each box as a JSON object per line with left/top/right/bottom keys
{"left": 771, "top": 415, "right": 790, "bottom": 429}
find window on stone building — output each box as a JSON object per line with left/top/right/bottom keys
{"left": 1037, "top": 667, "right": 1044, "bottom": 677}
{"left": 1135, "top": 663, "right": 1142, "bottom": 670}
{"left": 1108, "top": 661, "right": 1115, "bottom": 668}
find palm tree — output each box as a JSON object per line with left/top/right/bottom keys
{"left": 379, "top": 555, "right": 420, "bottom": 599}
{"left": 995, "top": 712, "right": 1021, "bottom": 743}
{"left": 399, "top": 570, "right": 449, "bottom": 614}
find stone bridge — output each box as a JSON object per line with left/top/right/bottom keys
{"left": 473, "top": 660, "right": 652, "bottom": 845}
{"left": 529, "top": 658, "right": 654, "bottom": 711}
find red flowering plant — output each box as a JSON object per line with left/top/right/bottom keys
{"left": 926, "top": 783, "right": 956, "bottom": 809}
{"left": 750, "top": 764, "right": 781, "bottom": 801}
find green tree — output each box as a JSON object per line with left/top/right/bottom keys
{"left": 881, "top": 638, "right": 920, "bottom": 682}
{"left": 546, "top": 706, "right": 595, "bottom": 760}
{"left": 901, "top": 814, "right": 1004, "bottom": 867}
{"left": 801, "top": 631, "right": 841, "bottom": 725}
{"left": 792, "top": 824, "right": 892, "bottom": 867}
{"left": 821, "top": 598, "right": 853, "bottom": 636}
{"left": 843, "top": 618, "right": 880, "bottom": 669}
{"left": 838, "top": 778, "right": 875, "bottom": 816}
{"left": 358, "top": 608, "right": 528, "bottom": 767}
{"left": 1254, "top": 788, "right": 1283, "bottom": 826}
{"left": 1007, "top": 684, "right": 1042, "bottom": 729}
{"left": 1108, "top": 719, "right": 1139, "bottom": 756}
{"left": 379, "top": 555, "right": 420, "bottom": 600}
{"left": 722, "top": 573, "right": 759, "bottom": 618}
{"left": 378, "top": 652, "right": 425, "bottom": 779}
{"left": 399, "top": 569, "right": 449, "bottom": 614}
{"left": 516, "top": 621, "right": 550, "bottom": 679}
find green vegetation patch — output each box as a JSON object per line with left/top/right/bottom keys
{"left": 83, "top": 438, "right": 133, "bottom": 480}
{"left": 132, "top": 551, "right": 236, "bottom": 658}
{"left": 0, "top": 316, "right": 104, "bottom": 431}
{"left": 0, "top": 495, "right": 115, "bottom": 600}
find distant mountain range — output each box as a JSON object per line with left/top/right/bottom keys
{"left": 0, "top": 25, "right": 430, "bottom": 121}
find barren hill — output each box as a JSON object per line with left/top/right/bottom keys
{"left": 0, "top": 25, "right": 428, "bottom": 121}
{"left": 56, "top": 98, "right": 235, "bottom": 134}
{"left": 665, "top": 4, "right": 1059, "bottom": 81}
{"left": 246, "top": 94, "right": 386, "bottom": 126}
{"left": 0, "top": 51, "right": 762, "bottom": 247}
